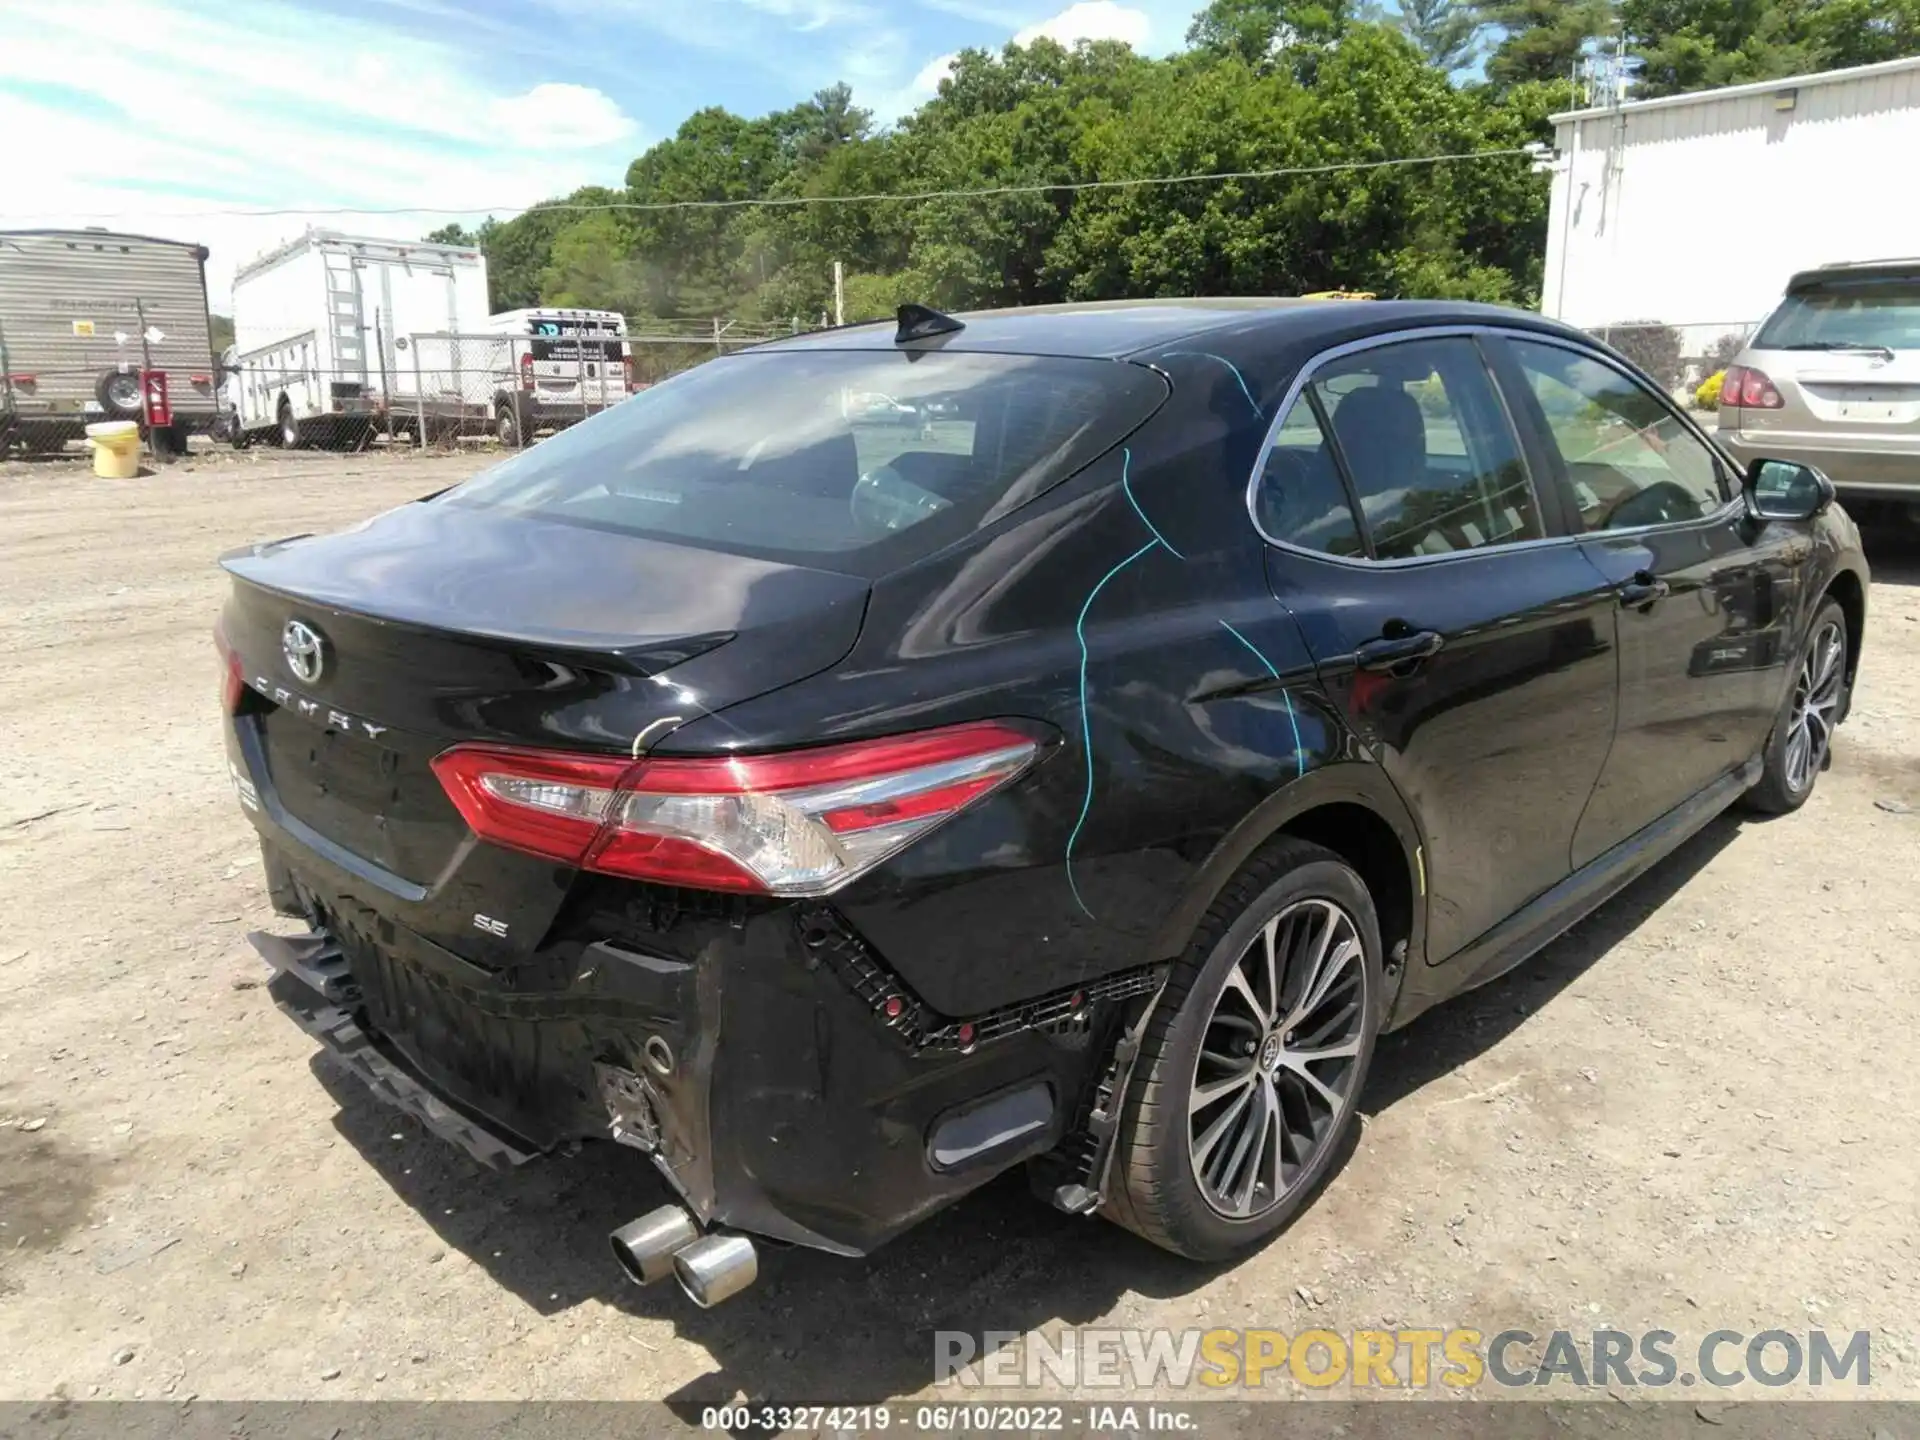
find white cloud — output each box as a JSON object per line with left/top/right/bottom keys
{"left": 913, "top": 52, "right": 964, "bottom": 94}
{"left": 0, "top": 0, "right": 641, "bottom": 308}
{"left": 1013, "top": 1, "right": 1152, "bottom": 48}
{"left": 490, "top": 84, "right": 639, "bottom": 150}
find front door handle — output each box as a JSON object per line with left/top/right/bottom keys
{"left": 1618, "top": 571, "right": 1671, "bottom": 609}
{"left": 1355, "top": 629, "right": 1445, "bottom": 672}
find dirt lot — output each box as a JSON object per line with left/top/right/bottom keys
{"left": 2, "top": 446, "right": 1918, "bottom": 1412}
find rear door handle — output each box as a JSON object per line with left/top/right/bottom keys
{"left": 1618, "top": 572, "right": 1671, "bottom": 609}
{"left": 1355, "top": 629, "right": 1445, "bottom": 672}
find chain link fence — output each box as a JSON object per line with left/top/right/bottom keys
{"left": 3, "top": 317, "right": 806, "bottom": 459}
{"left": 7, "top": 307, "right": 1769, "bottom": 461}
{"left": 213, "top": 321, "right": 805, "bottom": 454}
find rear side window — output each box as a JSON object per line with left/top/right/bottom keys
{"left": 441, "top": 351, "right": 1167, "bottom": 574}
{"left": 1256, "top": 336, "right": 1542, "bottom": 560}
{"left": 1754, "top": 276, "right": 1920, "bottom": 351}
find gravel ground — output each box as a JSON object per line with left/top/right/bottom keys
{"left": 2, "top": 446, "right": 1918, "bottom": 1412}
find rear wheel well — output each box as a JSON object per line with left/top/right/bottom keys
{"left": 1824, "top": 569, "right": 1865, "bottom": 691}
{"left": 1276, "top": 803, "right": 1414, "bottom": 971}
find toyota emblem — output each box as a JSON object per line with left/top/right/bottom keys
{"left": 282, "top": 619, "right": 326, "bottom": 683}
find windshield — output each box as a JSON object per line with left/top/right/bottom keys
{"left": 1754, "top": 277, "right": 1920, "bottom": 351}
{"left": 440, "top": 349, "right": 1167, "bottom": 574}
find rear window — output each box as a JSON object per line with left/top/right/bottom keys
{"left": 1754, "top": 276, "right": 1920, "bottom": 351}
{"left": 440, "top": 350, "right": 1167, "bottom": 573}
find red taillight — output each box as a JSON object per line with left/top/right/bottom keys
{"left": 519, "top": 352, "right": 534, "bottom": 393}
{"left": 430, "top": 721, "right": 1042, "bottom": 895}
{"left": 214, "top": 620, "right": 245, "bottom": 713}
{"left": 190, "top": 373, "right": 212, "bottom": 387}
{"left": 623, "top": 356, "right": 635, "bottom": 392}
{"left": 1722, "top": 364, "right": 1783, "bottom": 410}
{"left": 5, "top": 372, "right": 35, "bottom": 386}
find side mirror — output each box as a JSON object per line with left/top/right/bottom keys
{"left": 1743, "top": 458, "right": 1835, "bottom": 522}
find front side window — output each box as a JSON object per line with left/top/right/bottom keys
{"left": 1256, "top": 335, "right": 1542, "bottom": 560}
{"left": 1509, "top": 339, "right": 1726, "bottom": 533}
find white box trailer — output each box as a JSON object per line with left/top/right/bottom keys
{"left": 0, "top": 228, "right": 218, "bottom": 455}
{"left": 229, "top": 229, "right": 490, "bottom": 448}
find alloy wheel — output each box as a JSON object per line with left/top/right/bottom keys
{"left": 1784, "top": 619, "right": 1845, "bottom": 795}
{"left": 1187, "top": 897, "right": 1368, "bottom": 1218}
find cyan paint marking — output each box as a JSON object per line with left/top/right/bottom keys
{"left": 1218, "top": 619, "right": 1307, "bottom": 774}
{"left": 1120, "top": 447, "right": 1182, "bottom": 559}
{"left": 1162, "top": 350, "right": 1263, "bottom": 422}
{"left": 1066, "top": 537, "right": 1163, "bottom": 919}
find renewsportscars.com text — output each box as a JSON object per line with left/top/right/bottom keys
{"left": 936, "top": 1327, "right": 1872, "bottom": 1391}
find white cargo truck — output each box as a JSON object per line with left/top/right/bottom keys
{"left": 0, "top": 228, "right": 219, "bottom": 455}
{"left": 229, "top": 230, "right": 490, "bottom": 448}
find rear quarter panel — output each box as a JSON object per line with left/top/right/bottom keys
{"left": 657, "top": 359, "right": 1370, "bottom": 1016}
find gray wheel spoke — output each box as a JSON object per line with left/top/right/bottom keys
{"left": 1193, "top": 1084, "right": 1254, "bottom": 1171}
{"left": 1190, "top": 1068, "right": 1256, "bottom": 1115}
{"left": 1221, "top": 964, "right": 1270, "bottom": 1030}
{"left": 1217, "top": 1077, "right": 1272, "bottom": 1213}
{"left": 1277, "top": 1056, "right": 1344, "bottom": 1111}
{"left": 1286, "top": 932, "right": 1360, "bottom": 1032}
{"left": 1284, "top": 1034, "right": 1362, "bottom": 1065}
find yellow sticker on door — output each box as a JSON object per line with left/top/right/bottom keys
{"left": 71, "top": 320, "right": 95, "bottom": 337}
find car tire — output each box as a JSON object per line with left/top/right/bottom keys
{"left": 1743, "top": 597, "right": 1848, "bottom": 816}
{"left": 495, "top": 398, "right": 525, "bottom": 448}
{"left": 278, "top": 399, "right": 304, "bottom": 450}
{"left": 1103, "top": 837, "right": 1381, "bottom": 1261}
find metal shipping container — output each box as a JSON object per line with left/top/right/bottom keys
{"left": 0, "top": 228, "right": 218, "bottom": 454}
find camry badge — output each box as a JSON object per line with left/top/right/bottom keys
{"left": 282, "top": 619, "right": 326, "bottom": 684}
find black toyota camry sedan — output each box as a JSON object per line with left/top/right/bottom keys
{"left": 217, "top": 298, "right": 1868, "bottom": 1306}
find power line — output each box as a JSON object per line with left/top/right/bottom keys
{"left": 6, "top": 148, "right": 1535, "bottom": 223}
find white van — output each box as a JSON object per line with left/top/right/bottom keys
{"left": 484, "top": 308, "right": 632, "bottom": 445}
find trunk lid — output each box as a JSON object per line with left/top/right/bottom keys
{"left": 220, "top": 496, "right": 869, "bottom": 962}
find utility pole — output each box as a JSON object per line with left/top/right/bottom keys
{"left": 832, "top": 261, "right": 845, "bottom": 328}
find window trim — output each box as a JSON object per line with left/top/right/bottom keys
{"left": 1490, "top": 330, "right": 1743, "bottom": 538}
{"left": 1244, "top": 324, "right": 1746, "bottom": 569}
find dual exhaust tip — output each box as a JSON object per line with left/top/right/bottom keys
{"left": 609, "top": 1204, "right": 758, "bottom": 1308}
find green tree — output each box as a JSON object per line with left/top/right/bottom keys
{"left": 1187, "top": 0, "right": 1354, "bottom": 65}
{"left": 1393, "top": 0, "right": 1484, "bottom": 70}
{"left": 537, "top": 212, "right": 649, "bottom": 315}
{"left": 1804, "top": 0, "right": 1920, "bottom": 67}
{"left": 1474, "top": 0, "right": 1616, "bottom": 87}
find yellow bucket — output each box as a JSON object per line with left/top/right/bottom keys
{"left": 85, "top": 420, "right": 142, "bottom": 479}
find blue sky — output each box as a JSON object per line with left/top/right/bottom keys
{"left": 0, "top": 0, "right": 1206, "bottom": 305}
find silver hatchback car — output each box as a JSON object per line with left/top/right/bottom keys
{"left": 1719, "top": 259, "right": 1920, "bottom": 521}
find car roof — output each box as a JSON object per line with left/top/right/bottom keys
{"left": 752, "top": 297, "right": 1590, "bottom": 359}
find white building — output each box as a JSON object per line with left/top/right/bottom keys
{"left": 1541, "top": 56, "right": 1920, "bottom": 347}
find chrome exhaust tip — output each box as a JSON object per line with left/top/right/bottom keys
{"left": 672, "top": 1233, "right": 759, "bottom": 1308}
{"left": 609, "top": 1204, "right": 701, "bottom": 1287}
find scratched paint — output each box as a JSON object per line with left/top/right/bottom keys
{"left": 1159, "top": 350, "right": 1264, "bottom": 423}
{"left": 1066, "top": 442, "right": 1316, "bottom": 921}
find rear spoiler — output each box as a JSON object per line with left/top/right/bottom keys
{"left": 1786, "top": 260, "right": 1920, "bottom": 292}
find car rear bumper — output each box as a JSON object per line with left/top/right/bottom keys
{"left": 521, "top": 398, "right": 623, "bottom": 425}
{"left": 245, "top": 832, "right": 1144, "bottom": 1257}
{"left": 1718, "top": 430, "right": 1920, "bottom": 498}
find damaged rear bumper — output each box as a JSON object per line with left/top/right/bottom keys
{"left": 248, "top": 847, "right": 1159, "bottom": 1259}
{"left": 252, "top": 930, "right": 539, "bottom": 1170}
